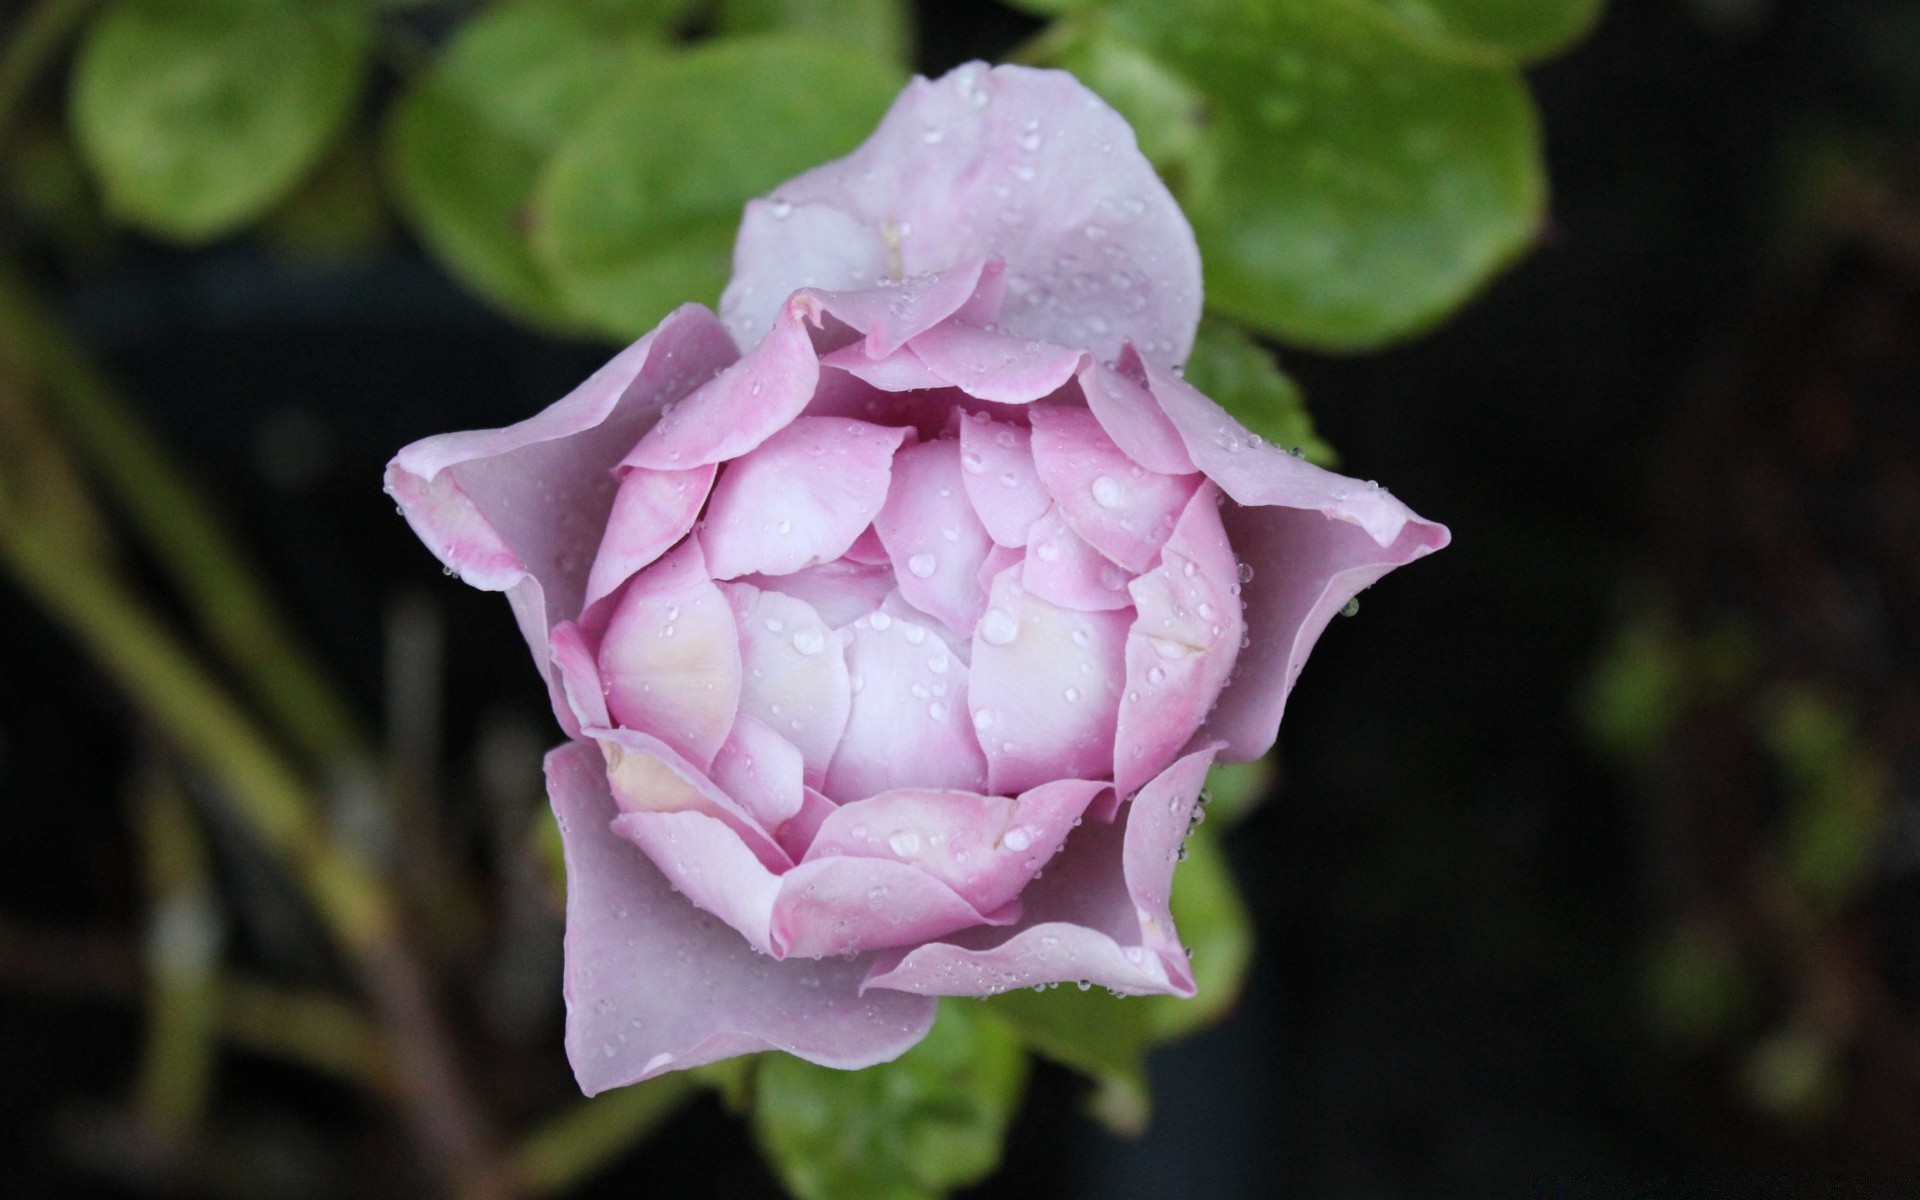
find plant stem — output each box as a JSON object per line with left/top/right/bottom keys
{"left": 0, "top": 266, "right": 369, "bottom": 770}
{"left": 512, "top": 1075, "right": 702, "bottom": 1196}
{"left": 0, "top": 0, "right": 93, "bottom": 148}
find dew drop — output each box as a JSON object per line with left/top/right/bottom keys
{"left": 888, "top": 830, "right": 922, "bottom": 856}
{"left": 980, "top": 608, "right": 1018, "bottom": 644}
{"left": 972, "top": 708, "right": 998, "bottom": 730}
{"left": 1090, "top": 475, "right": 1124, "bottom": 508}
{"left": 907, "top": 552, "right": 938, "bottom": 578}
{"left": 1002, "top": 826, "right": 1034, "bottom": 852}
{"left": 792, "top": 627, "right": 824, "bottom": 655}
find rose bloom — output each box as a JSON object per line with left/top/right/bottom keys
{"left": 389, "top": 63, "right": 1446, "bottom": 1094}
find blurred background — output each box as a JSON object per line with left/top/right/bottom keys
{"left": 3, "top": 0, "right": 1920, "bottom": 1195}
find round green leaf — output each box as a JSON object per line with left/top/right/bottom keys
{"left": 385, "top": 2, "right": 661, "bottom": 331}
{"left": 70, "top": 0, "right": 371, "bottom": 242}
{"left": 1085, "top": 0, "right": 1545, "bottom": 350}
{"left": 531, "top": 36, "right": 907, "bottom": 340}
{"left": 719, "top": 0, "right": 912, "bottom": 65}
{"left": 1181, "top": 315, "right": 1336, "bottom": 467}
{"left": 1358, "top": 0, "right": 1606, "bottom": 63}
{"left": 753, "top": 1001, "right": 1027, "bottom": 1200}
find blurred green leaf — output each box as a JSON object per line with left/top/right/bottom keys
{"left": 719, "top": 0, "right": 912, "bottom": 65}
{"left": 981, "top": 825, "right": 1253, "bottom": 1134}
{"left": 385, "top": 1, "right": 670, "bottom": 331}
{"left": 1356, "top": 0, "right": 1606, "bottom": 63}
{"left": 1079, "top": 0, "right": 1543, "bottom": 350}
{"left": 260, "top": 131, "right": 389, "bottom": 260}
{"left": 69, "top": 0, "right": 371, "bottom": 242}
{"left": 1761, "top": 687, "right": 1887, "bottom": 916}
{"left": 1181, "top": 316, "right": 1337, "bottom": 466}
{"left": 1640, "top": 919, "right": 1752, "bottom": 1048}
{"left": 1200, "top": 757, "right": 1277, "bottom": 827}
{"left": 532, "top": 36, "right": 905, "bottom": 340}
{"left": 752, "top": 1000, "right": 1026, "bottom": 1200}
{"left": 1579, "top": 602, "right": 1688, "bottom": 766}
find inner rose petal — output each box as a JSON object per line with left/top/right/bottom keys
{"left": 825, "top": 607, "right": 988, "bottom": 802}
{"left": 1028, "top": 403, "right": 1200, "bottom": 573}
{"left": 873, "top": 439, "right": 996, "bottom": 637}
{"left": 597, "top": 538, "right": 741, "bottom": 770}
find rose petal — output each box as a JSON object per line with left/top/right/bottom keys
{"left": 743, "top": 560, "right": 894, "bottom": 630}
{"left": 976, "top": 543, "right": 1023, "bottom": 597}
{"left": 842, "top": 525, "right": 890, "bottom": 566}
{"left": 862, "top": 745, "right": 1217, "bottom": 997}
{"left": 1115, "top": 484, "right": 1244, "bottom": 798}
{"left": 584, "top": 463, "right": 717, "bottom": 611}
{"left": 818, "top": 342, "right": 949, "bottom": 392}
{"left": 721, "top": 63, "right": 1202, "bottom": 368}
{"left": 958, "top": 415, "right": 1050, "bottom": 548}
{"left": 700, "top": 417, "right": 909, "bottom": 579}
{"left": 624, "top": 301, "right": 820, "bottom": 471}
{"left": 711, "top": 714, "right": 807, "bottom": 831}
{"left": 771, "top": 856, "right": 1014, "bottom": 959}
{"left": 776, "top": 785, "right": 838, "bottom": 862}
{"left": 1022, "top": 505, "right": 1135, "bottom": 612}
{"left": 1083, "top": 355, "right": 1194, "bottom": 476}
{"left": 598, "top": 538, "right": 741, "bottom": 769}
{"left": 806, "top": 779, "right": 1106, "bottom": 915}
{"left": 591, "top": 726, "right": 790, "bottom": 873}
{"left": 387, "top": 306, "right": 738, "bottom": 727}
{"left": 548, "top": 742, "right": 936, "bottom": 1096}
{"left": 800, "top": 258, "right": 999, "bottom": 358}
{"left": 612, "top": 809, "right": 783, "bottom": 956}
{"left": 872, "top": 439, "right": 995, "bottom": 635}
{"left": 1028, "top": 403, "right": 1200, "bottom": 573}
{"left": 550, "top": 619, "right": 609, "bottom": 736}
{"left": 969, "top": 569, "right": 1131, "bottom": 794}
{"left": 721, "top": 583, "right": 852, "bottom": 788}
{"left": 825, "top": 608, "right": 988, "bottom": 803}
{"left": 908, "top": 324, "right": 1089, "bottom": 404}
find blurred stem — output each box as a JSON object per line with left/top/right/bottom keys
{"left": 132, "top": 756, "right": 224, "bottom": 1136}
{"left": 512, "top": 1075, "right": 702, "bottom": 1196}
{"left": 0, "top": 0, "right": 93, "bottom": 148}
{"left": 0, "top": 265, "right": 369, "bottom": 770}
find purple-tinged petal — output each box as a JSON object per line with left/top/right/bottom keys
{"left": 878, "top": 589, "right": 972, "bottom": 665}
{"left": 958, "top": 415, "right": 1050, "bottom": 548}
{"left": 598, "top": 539, "right": 740, "bottom": 769}
{"left": 975, "top": 543, "right": 1022, "bottom": 596}
{"left": 387, "top": 306, "right": 738, "bottom": 728}
{"left": 720, "top": 583, "right": 852, "bottom": 789}
{"left": 1028, "top": 404, "right": 1200, "bottom": 573}
{"left": 701, "top": 417, "right": 909, "bottom": 579}
{"left": 743, "top": 560, "right": 893, "bottom": 629}
{"left": 592, "top": 726, "right": 790, "bottom": 873}
{"left": 625, "top": 301, "right": 820, "bottom": 471}
{"left": 825, "top": 608, "right": 987, "bottom": 803}
{"left": 801, "top": 258, "right": 999, "bottom": 358}
{"left": 772, "top": 856, "right": 1015, "bottom": 958}
{"left": 612, "top": 809, "right": 782, "bottom": 956}
{"left": 548, "top": 743, "right": 936, "bottom": 1096}
{"left": 720, "top": 63, "right": 1202, "bottom": 368}
{"left": 1201, "top": 504, "right": 1447, "bottom": 762}
{"left": 550, "top": 620, "right": 608, "bottom": 737}
{"left": 806, "top": 779, "right": 1106, "bottom": 916}
{"left": 873, "top": 439, "right": 995, "bottom": 635}
{"left": 819, "top": 341, "right": 948, "bottom": 392}
{"left": 908, "top": 324, "right": 1089, "bottom": 404}
{"left": 1023, "top": 505, "right": 1135, "bottom": 613}
{"left": 776, "top": 786, "right": 838, "bottom": 863}
{"left": 1138, "top": 352, "right": 1446, "bottom": 551}
{"left": 969, "top": 570, "right": 1130, "bottom": 794}
{"left": 1115, "top": 485, "right": 1244, "bottom": 797}
{"left": 861, "top": 747, "right": 1221, "bottom": 997}
{"left": 842, "top": 525, "right": 890, "bottom": 566}
{"left": 1084, "top": 355, "right": 1193, "bottom": 476}
{"left": 711, "top": 714, "right": 806, "bottom": 832}
{"left": 584, "top": 463, "right": 716, "bottom": 611}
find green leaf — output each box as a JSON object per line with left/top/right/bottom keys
{"left": 532, "top": 36, "right": 906, "bottom": 340}
{"left": 1200, "top": 756, "right": 1276, "bottom": 828}
{"left": 1356, "top": 0, "right": 1606, "bottom": 64}
{"left": 69, "top": 0, "right": 371, "bottom": 242}
{"left": 385, "top": 2, "right": 670, "bottom": 331}
{"left": 719, "top": 0, "right": 913, "bottom": 65}
{"left": 1180, "top": 316, "right": 1337, "bottom": 467}
{"left": 1083, "top": 0, "right": 1544, "bottom": 350}
{"left": 752, "top": 1001, "right": 1027, "bottom": 1200}
{"left": 980, "top": 826, "right": 1253, "bottom": 1134}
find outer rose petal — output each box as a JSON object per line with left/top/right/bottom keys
{"left": 1082, "top": 357, "right": 1194, "bottom": 476}
{"left": 873, "top": 439, "right": 996, "bottom": 636}
{"left": 958, "top": 415, "right": 1050, "bottom": 548}
{"left": 862, "top": 746, "right": 1220, "bottom": 997}
{"left": 720, "top": 63, "right": 1202, "bottom": 368}
{"left": 1028, "top": 403, "right": 1199, "bottom": 573}
{"left": 387, "top": 306, "right": 738, "bottom": 727}
{"left": 591, "top": 726, "right": 790, "bottom": 873}
{"left": 584, "top": 463, "right": 717, "bottom": 611}
{"left": 805, "top": 779, "right": 1107, "bottom": 916}
{"left": 548, "top": 742, "right": 935, "bottom": 1096}
{"left": 721, "top": 583, "right": 852, "bottom": 788}
{"left": 1115, "top": 484, "right": 1244, "bottom": 798}
{"left": 700, "top": 417, "right": 909, "bottom": 579}
{"left": 825, "top": 608, "right": 988, "bottom": 802}
{"left": 969, "top": 569, "right": 1131, "bottom": 795}
{"left": 597, "top": 538, "right": 741, "bottom": 770}
{"left": 624, "top": 300, "right": 820, "bottom": 470}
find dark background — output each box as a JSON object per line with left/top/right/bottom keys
{"left": 6, "top": 0, "right": 1920, "bottom": 1194}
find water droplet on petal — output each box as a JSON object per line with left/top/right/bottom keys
{"left": 980, "top": 608, "right": 1018, "bottom": 644}
{"left": 888, "top": 830, "right": 922, "bottom": 856}
{"left": 1002, "top": 826, "right": 1034, "bottom": 852}
{"left": 907, "top": 552, "right": 938, "bottom": 578}
{"left": 792, "top": 627, "right": 824, "bottom": 655}
{"left": 1090, "top": 475, "right": 1124, "bottom": 508}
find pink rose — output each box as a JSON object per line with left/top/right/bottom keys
{"left": 387, "top": 63, "right": 1447, "bottom": 1095}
